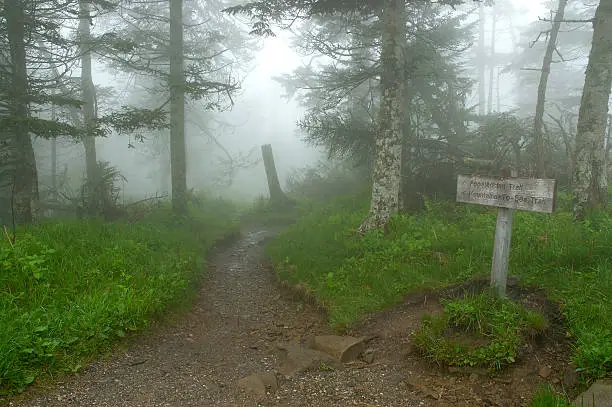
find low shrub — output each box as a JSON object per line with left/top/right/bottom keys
{"left": 413, "top": 292, "right": 548, "bottom": 370}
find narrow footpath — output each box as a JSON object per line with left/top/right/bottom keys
{"left": 13, "top": 227, "right": 570, "bottom": 407}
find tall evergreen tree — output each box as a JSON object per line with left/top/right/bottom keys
{"left": 169, "top": 0, "right": 187, "bottom": 214}
{"left": 1, "top": 0, "right": 37, "bottom": 225}
{"left": 572, "top": 0, "right": 612, "bottom": 219}
{"left": 98, "top": 0, "right": 253, "bottom": 214}
{"left": 0, "top": 0, "right": 85, "bottom": 225}
{"left": 226, "top": 0, "right": 466, "bottom": 231}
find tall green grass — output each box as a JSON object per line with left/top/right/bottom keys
{"left": 532, "top": 385, "right": 574, "bottom": 407}
{"left": 0, "top": 196, "right": 240, "bottom": 395}
{"left": 267, "top": 194, "right": 611, "bottom": 381}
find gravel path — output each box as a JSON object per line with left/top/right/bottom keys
{"left": 9, "top": 227, "right": 573, "bottom": 407}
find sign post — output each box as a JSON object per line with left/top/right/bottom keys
{"left": 456, "top": 174, "right": 556, "bottom": 297}
{"left": 490, "top": 202, "right": 514, "bottom": 298}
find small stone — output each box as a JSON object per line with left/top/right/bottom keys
{"left": 425, "top": 390, "right": 439, "bottom": 400}
{"left": 308, "top": 335, "right": 366, "bottom": 362}
{"left": 469, "top": 373, "right": 479, "bottom": 382}
{"left": 404, "top": 377, "right": 425, "bottom": 391}
{"left": 539, "top": 365, "right": 553, "bottom": 379}
{"left": 259, "top": 372, "right": 278, "bottom": 393}
{"left": 237, "top": 374, "right": 266, "bottom": 397}
{"left": 563, "top": 362, "right": 580, "bottom": 388}
{"left": 277, "top": 342, "right": 338, "bottom": 378}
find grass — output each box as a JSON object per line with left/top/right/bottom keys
{"left": 266, "top": 193, "right": 611, "bottom": 381}
{"left": 413, "top": 292, "right": 548, "bottom": 370}
{"left": 532, "top": 385, "right": 574, "bottom": 407}
{"left": 0, "top": 195, "right": 240, "bottom": 395}
{"left": 239, "top": 195, "right": 305, "bottom": 227}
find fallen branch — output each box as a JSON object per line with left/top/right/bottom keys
{"left": 537, "top": 17, "right": 594, "bottom": 24}
{"left": 3, "top": 225, "right": 14, "bottom": 249}
{"left": 125, "top": 193, "right": 169, "bottom": 208}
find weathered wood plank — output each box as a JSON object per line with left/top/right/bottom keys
{"left": 490, "top": 206, "right": 514, "bottom": 297}
{"left": 456, "top": 174, "right": 556, "bottom": 213}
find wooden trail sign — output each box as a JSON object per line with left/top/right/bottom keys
{"left": 456, "top": 174, "right": 556, "bottom": 297}
{"left": 457, "top": 175, "right": 556, "bottom": 213}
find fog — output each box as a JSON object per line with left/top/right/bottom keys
{"left": 91, "top": 34, "right": 324, "bottom": 201}
{"left": 28, "top": 0, "right": 605, "bottom": 205}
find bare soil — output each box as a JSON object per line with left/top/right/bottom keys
{"left": 7, "top": 227, "right": 579, "bottom": 407}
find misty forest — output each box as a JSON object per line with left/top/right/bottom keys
{"left": 0, "top": 0, "right": 611, "bottom": 405}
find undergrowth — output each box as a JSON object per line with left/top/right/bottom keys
{"left": 0, "top": 195, "right": 239, "bottom": 395}
{"left": 532, "top": 385, "right": 574, "bottom": 407}
{"left": 267, "top": 193, "right": 611, "bottom": 381}
{"left": 240, "top": 195, "right": 305, "bottom": 227}
{"left": 413, "top": 292, "right": 548, "bottom": 370}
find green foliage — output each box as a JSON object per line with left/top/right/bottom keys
{"left": 276, "top": 3, "right": 474, "bottom": 187}
{"left": 285, "top": 161, "right": 369, "bottom": 202}
{"left": 0, "top": 117, "right": 83, "bottom": 140}
{"left": 241, "top": 162, "right": 368, "bottom": 227}
{"left": 224, "top": 0, "right": 467, "bottom": 36}
{"left": 100, "top": 0, "right": 252, "bottom": 112}
{"left": 267, "top": 196, "right": 611, "bottom": 379}
{"left": 98, "top": 106, "right": 169, "bottom": 136}
{"left": 84, "top": 161, "right": 126, "bottom": 213}
{"left": 532, "top": 385, "right": 573, "bottom": 407}
{"left": 96, "top": 32, "right": 139, "bottom": 53}
{"left": 466, "top": 112, "right": 531, "bottom": 171}
{"left": 412, "top": 292, "right": 548, "bottom": 370}
{"left": 267, "top": 196, "right": 493, "bottom": 329}
{"left": 0, "top": 197, "right": 239, "bottom": 395}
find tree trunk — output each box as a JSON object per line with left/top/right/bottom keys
{"left": 51, "top": 138, "right": 57, "bottom": 192}
{"left": 572, "top": 0, "right": 612, "bottom": 220}
{"left": 79, "top": 0, "right": 99, "bottom": 214}
{"left": 169, "top": 0, "right": 188, "bottom": 215}
{"left": 487, "top": 8, "right": 496, "bottom": 114}
{"left": 0, "top": 0, "right": 37, "bottom": 226}
{"left": 160, "top": 140, "right": 171, "bottom": 194}
{"left": 478, "top": 4, "right": 486, "bottom": 116}
{"left": 261, "top": 144, "right": 290, "bottom": 207}
{"left": 606, "top": 115, "right": 611, "bottom": 177}
{"left": 534, "top": 0, "right": 567, "bottom": 178}
{"left": 496, "top": 69, "right": 501, "bottom": 112}
{"left": 358, "top": 0, "right": 405, "bottom": 233}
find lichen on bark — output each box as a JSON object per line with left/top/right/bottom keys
{"left": 359, "top": 0, "right": 406, "bottom": 233}
{"left": 572, "top": 0, "right": 612, "bottom": 220}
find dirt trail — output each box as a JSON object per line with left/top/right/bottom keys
{"left": 12, "top": 227, "right": 574, "bottom": 407}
